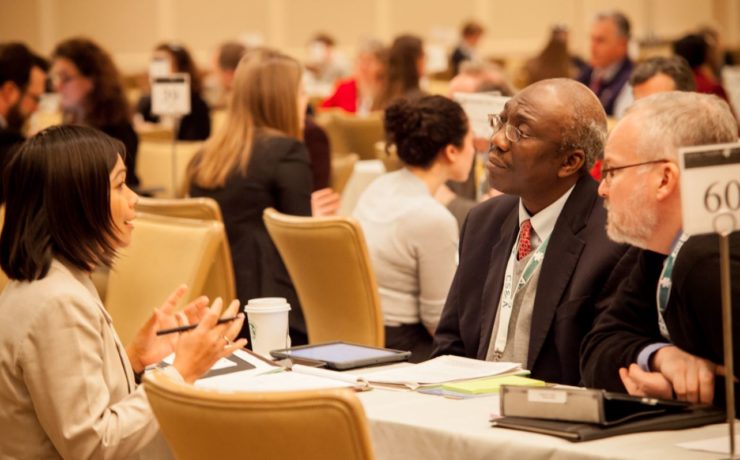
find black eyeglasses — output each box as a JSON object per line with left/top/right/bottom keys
{"left": 601, "top": 159, "right": 671, "bottom": 183}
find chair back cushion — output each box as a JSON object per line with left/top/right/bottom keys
{"left": 105, "top": 213, "right": 222, "bottom": 343}
{"left": 145, "top": 372, "right": 375, "bottom": 460}
{"left": 263, "top": 209, "right": 384, "bottom": 347}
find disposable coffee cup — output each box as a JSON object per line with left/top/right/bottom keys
{"left": 244, "top": 297, "right": 291, "bottom": 358}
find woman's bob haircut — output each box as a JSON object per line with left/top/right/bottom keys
{"left": 1, "top": 125, "right": 123, "bottom": 281}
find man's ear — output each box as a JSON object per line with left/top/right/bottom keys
{"left": 655, "top": 162, "right": 680, "bottom": 201}
{"left": 0, "top": 81, "right": 20, "bottom": 105}
{"left": 558, "top": 149, "right": 586, "bottom": 178}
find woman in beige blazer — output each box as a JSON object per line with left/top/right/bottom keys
{"left": 0, "top": 125, "right": 247, "bottom": 459}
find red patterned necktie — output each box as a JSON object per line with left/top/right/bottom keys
{"left": 517, "top": 219, "right": 532, "bottom": 260}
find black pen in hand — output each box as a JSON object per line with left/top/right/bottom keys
{"left": 155, "top": 315, "right": 240, "bottom": 336}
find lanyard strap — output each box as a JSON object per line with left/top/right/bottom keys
{"left": 492, "top": 235, "right": 550, "bottom": 358}
{"left": 655, "top": 233, "right": 689, "bottom": 340}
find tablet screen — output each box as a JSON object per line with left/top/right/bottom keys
{"left": 284, "top": 343, "right": 400, "bottom": 362}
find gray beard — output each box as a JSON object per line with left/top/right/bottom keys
{"left": 604, "top": 189, "right": 658, "bottom": 249}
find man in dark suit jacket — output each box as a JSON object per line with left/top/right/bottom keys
{"left": 432, "top": 78, "right": 635, "bottom": 386}
{"left": 581, "top": 91, "right": 740, "bottom": 408}
{"left": 0, "top": 42, "right": 47, "bottom": 203}
{"left": 576, "top": 11, "right": 633, "bottom": 117}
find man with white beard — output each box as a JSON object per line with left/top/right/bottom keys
{"left": 580, "top": 91, "right": 740, "bottom": 409}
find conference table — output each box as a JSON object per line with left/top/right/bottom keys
{"left": 351, "top": 364, "right": 730, "bottom": 460}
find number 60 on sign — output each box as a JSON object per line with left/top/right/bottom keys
{"left": 679, "top": 142, "right": 740, "bottom": 236}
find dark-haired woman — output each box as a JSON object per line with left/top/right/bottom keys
{"left": 377, "top": 34, "right": 426, "bottom": 109}
{"left": 0, "top": 125, "right": 245, "bottom": 458}
{"left": 353, "top": 95, "right": 475, "bottom": 362}
{"left": 51, "top": 37, "right": 141, "bottom": 188}
{"left": 136, "top": 42, "right": 212, "bottom": 140}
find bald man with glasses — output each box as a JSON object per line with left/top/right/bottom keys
{"left": 432, "top": 78, "right": 636, "bottom": 386}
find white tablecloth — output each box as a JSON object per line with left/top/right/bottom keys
{"left": 357, "top": 388, "right": 729, "bottom": 460}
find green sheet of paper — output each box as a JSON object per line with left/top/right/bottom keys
{"left": 441, "top": 375, "right": 546, "bottom": 395}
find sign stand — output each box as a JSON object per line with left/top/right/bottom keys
{"left": 151, "top": 73, "right": 191, "bottom": 197}
{"left": 720, "top": 221, "right": 736, "bottom": 460}
{"left": 679, "top": 142, "right": 740, "bottom": 459}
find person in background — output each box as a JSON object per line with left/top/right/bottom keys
{"left": 186, "top": 48, "right": 312, "bottom": 345}
{"left": 450, "top": 21, "right": 485, "bottom": 76}
{"left": 51, "top": 37, "right": 141, "bottom": 188}
{"left": 448, "top": 60, "right": 514, "bottom": 97}
{"left": 320, "top": 39, "right": 387, "bottom": 115}
{"left": 576, "top": 11, "right": 633, "bottom": 117}
{"left": 137, "top": 42, "right": 211, "bottom": 141}
{"left": 520, "top": 25, "right": 585, "bottom": 87}
{"left": 590, "top": 56, "right": 696, "bottom": 181}
{"left": 433, "top": 79, "right": 635, "bottom": 386}
{"left": 353, "top": 95, "right": 475, "bottom": 362}
{"left": 378, "top": 34, "right": 426, "bottom": 109}
{"left": 630, "top": 56, "right": 696, "bottom": 100}
{"left": 698, "top": 25, "right": 736, "bottom": 77}
{"left": 305, "top": 33, "right": 351, "bottom": 89}
{"left": 673, "top": 34, "right": 731, "bottom": 103}
{"left": 0, "top": 42, "right": 47, "bottom": 204}
{"left": 215, "top": 41, "right": 248, "bottom": 97}
{"left": 0, "top": 125, "right": 245, "bottom": 459}
{"left": 581, "top": 92, "right": 739, "bottom": 410}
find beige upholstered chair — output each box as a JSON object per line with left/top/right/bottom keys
{"left": 374, "top": 141, "right": 402, "bottom": 173}
{"left": 136, "top": 140, "right": 203, "bottom": 197}
{"left": 134, "top": 197, "right": 235, "bottom": 303}
{"left": 136, "top": 124, "right": 175, "bottom": 142}
{"left": 144, "top": 371, "right": 375, "bottom": 460}
{"left": 135, "top": 196, "right": 223, "bottom": 222}
{"left": 330, "top": 153, "right": 359, "bottom": 195}
{"left": 105, "top": 213, "right": 224, "bottom": 344}
{"left": 263, "top": 208, "right": 384, "bottom": 347}
{"left": 315, "top": 110, "right": 384, "bottom": 160}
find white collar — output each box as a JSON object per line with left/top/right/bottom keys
{"left": 518, "top": 184, "right": 576, "bottom": 246}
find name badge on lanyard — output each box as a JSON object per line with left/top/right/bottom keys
{"left": 492, "top": 235, "right": 550, "bottom": 359}
{"left": 655, "top": 233, "right": 689, "bottom": 340}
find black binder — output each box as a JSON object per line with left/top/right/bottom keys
{"left": 492, "top": 385, "right": 726, "bottom": 441}
{"left": 491, "top": 405, "right": 725, "bottom": 441}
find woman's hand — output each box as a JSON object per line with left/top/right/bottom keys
{"left": 125, "top": 285, "right": 209, "bottom": 373}
{"left": 172, "top": 297, "right": 247, "bottom": 383}
{"left": 311, "top": 187, "right": 341, "bottom": 216}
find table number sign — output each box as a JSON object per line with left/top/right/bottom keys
{"left": 452, "top": 92, "right": 509, "bottom": 139}
{"left": 679, "top": 141, "right": 740, "bottom": 236}
{"left": 679, "top": 140, "right": 740, "bottom": 459}
{"left": 151, "top": 73, "right": 191, "bottom": 117}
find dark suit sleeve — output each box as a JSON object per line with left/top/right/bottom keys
{"left": 177, "top": 94, "right": 211, "bottom": 141}
{"left": 274, "top": 140, "right": 312, "bottom": 217}
{"left": 431, "top": 214, "right": 471, "bottom": 357}
{"left": 670, "top": 235, "right": 740, "bottom": 374}
{"left": 580, "top": 249, "right": 665, "bottom": 392}
{"left": 303, "top": 119, "right": 331, "bottom": 190}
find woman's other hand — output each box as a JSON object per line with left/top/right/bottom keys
{"left": 172, "top": 298, "right": 247, "bottom": 383}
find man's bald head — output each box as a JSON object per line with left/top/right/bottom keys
{"left": 523, "top": 78, "right": 607, "bottom": 169}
